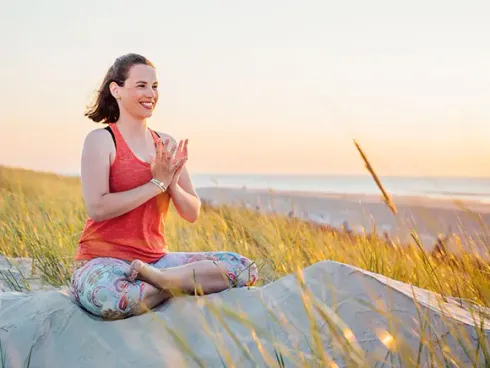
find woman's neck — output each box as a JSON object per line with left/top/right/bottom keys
{"left": 116, "top": 116, "right": 148, "bottom": 139}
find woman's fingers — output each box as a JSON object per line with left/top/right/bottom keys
{"left": 168, "top": 140, "right": 178, "bottom": 161}
{"left": 170, "top": 140, "right": 183, "bottom": 161}
{"left": 172, "top": 157, "right": 186, "bottom": 172}
{"left": 157, "top": 138, "right": 164, "bottom": 160}
{"left": 183, "top": 139, "right": 188, "bottom": 159}
{"left": 154, "top": 137, "right": 188, "bottom": 169}
{"left": 162, "top": 139, "right": 170, "bottom": 160}
{"left": 179, "top": 157, "right": 187, "bottom": 169}
{"left": 176, "top": 140, "right": 184, "bottom": 157}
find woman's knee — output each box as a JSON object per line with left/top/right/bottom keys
{"left": 213, "top": 251, "right": 259, "bottom": 287}
{"left": 70, "top": 258, "right": 144, "bottom": 320}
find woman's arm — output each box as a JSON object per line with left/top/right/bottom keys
{"left": 159, "top": 133, "right": 201, "bottom": 223}
{"left": 168, "top": 165, "right": 201, "bottom": 223}
{"left": 81, "top": 129, "right": 162, "bottom": 222}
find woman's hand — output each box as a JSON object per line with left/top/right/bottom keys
{"left": 150, "top": 138, "right": 184, "bottom": 187}
{"left": 168, "top": 139, "right": 188, "bottom": 190}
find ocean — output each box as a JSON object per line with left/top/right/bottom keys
{"left": 191, "top": 174, "right": 490, "bottom": 203}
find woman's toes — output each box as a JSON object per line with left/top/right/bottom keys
{"left": 132, "top": 260, "right": 145, "bottom": 272}
{"left": 128, "top": 270, "right": 138, "bottom": 282}
{"left": 128, "top": 260, "right": 144, "bottom": 281}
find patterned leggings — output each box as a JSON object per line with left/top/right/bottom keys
{"left": 70, "top": 251, "right": 258, "bottom": 320}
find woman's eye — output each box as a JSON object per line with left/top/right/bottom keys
{"left": 152, "top": 86, "right": 158, "bottom": 89}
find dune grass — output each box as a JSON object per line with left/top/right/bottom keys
{"left": 1, "top": 164, "right": 490, "bottom": 366}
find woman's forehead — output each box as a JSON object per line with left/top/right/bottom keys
{"left": 127, "top": 64, "right": 157, "bottom": 82}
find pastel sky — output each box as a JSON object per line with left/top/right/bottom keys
{"left": 1, "top": 0, "right": 489, "bottom": 177}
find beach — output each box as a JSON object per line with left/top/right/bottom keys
{"left": 196, "top": 187, "right": 490, "bottom": 255}
{"left": 2, "top": 167, "right": 490, "bottom": 366}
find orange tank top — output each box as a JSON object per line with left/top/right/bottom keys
{"left": 75, "top": 123, "right": 170, "bottom": 263}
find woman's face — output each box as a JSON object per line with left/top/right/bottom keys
{"left": 112, "top": 64, "right": 159, "bottom": 120}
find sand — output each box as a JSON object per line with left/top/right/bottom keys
{"left": 0, "top": 256, "right": 58, "bottom": 293}
{"left": 196, "top": 187, "right": 490, "bottom": 255}
{"left": 0, "top": 260, "right": 489, "bottom": 367}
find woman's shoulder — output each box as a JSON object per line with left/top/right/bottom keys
{"left": 83, "top": 127, "right": 115, "bottom": 152}
{"left": 153, "top": 130, "right": 177, "bottom": 145}
{"left": 84, "top": 127, "right": 114, "bottom": 142}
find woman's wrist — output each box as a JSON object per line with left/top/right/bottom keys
{"left": 167, "top": 182, "right": 179, "bottom": 195}
{"left": 149, "top": 178, "right": 168, "bottom": 193}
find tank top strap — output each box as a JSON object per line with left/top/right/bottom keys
{"left": 109, "top": 123, "right": 162, "bottom": 153}
{"left": 108, "top": 123, "right": 131, "bottom": 156}
{"left": 149, "top": 129, "right": 161, "bottom": 143}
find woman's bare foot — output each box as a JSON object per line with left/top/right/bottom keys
{"left": 128, "top": 259, "right": 156, "bottom": 279}
{"left": 128, "top": 259, "right": 231, "bottom": 295}
{"left": 127, "top": 261, "right": 139, "bottom": 282}
{"left": 128, "top": 260, "right": 168, "bottom": 286}
{"left": 125, "top": 260, "right": 174, "bottom": 314}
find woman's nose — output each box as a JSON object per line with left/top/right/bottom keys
{"left": 146, "top": 87, "right": 156, "bottom": 98}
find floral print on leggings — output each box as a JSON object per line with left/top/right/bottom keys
{"left": 70, "top": 251, "right": 258, "bottom": 320}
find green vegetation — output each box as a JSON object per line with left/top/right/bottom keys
{"left": 1, "top": 164, "right": 489, "bottom": 366}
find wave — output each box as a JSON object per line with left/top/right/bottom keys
{"left": 422, "top": 190, "right": 490, "bottom": 198}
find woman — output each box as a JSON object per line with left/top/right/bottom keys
{"left": 71, "top": 53, "right": 258, "bottom": 320}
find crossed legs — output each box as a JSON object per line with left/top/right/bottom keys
{"left": 71, "top": 251, "right": 258, "bottom": 320}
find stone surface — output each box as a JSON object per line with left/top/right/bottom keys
{"left": 0, "top": 260, "right": 489, "bottom": 367}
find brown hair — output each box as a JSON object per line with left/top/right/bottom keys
{"left": 85, "top": 53, "right": 155, "bottom": 124}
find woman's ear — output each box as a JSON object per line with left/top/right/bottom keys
{"left": 109, "top": 81, "right": 120, "bottom": 100}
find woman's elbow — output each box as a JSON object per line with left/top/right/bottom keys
{"left": 87, "top": 202, "right": 106, "bottom": 222}
{"left": 186, "top": 206, "right": 201, "bottom": 223}
{"left": 186, "top": 211, "right": 200, "bottom": 223}
{"left": 87, "top": 209, "right": 102, "bottom": 222}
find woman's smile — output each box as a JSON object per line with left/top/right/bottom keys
{"left": 140, "top": 101, "right": 154, "bottom": 110}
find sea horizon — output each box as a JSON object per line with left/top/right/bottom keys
{"left": 12, "top": 166, "right": 490, "bottom": 180}
{"left": 3, "top": 165, "right": 490, "bottom": 203}
{"left": 60, "top": 169, "right": 490, "bottom": 203}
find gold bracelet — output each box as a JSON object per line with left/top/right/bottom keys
{"left": 150, "top": 178, "right": 167, "bottom": 192}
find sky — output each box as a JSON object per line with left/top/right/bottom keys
{"left": 1, "top": 0, "right": 489, "bottom": 177}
